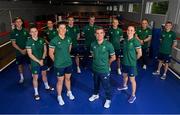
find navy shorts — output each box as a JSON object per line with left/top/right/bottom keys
{"left": 71, "top": 46, "right": 80, "bottom": 56}
{"left": 158, "top": 53, "right": 171, "bottom": 63}
{"left": 31, "top": 65, "right": 48, "bottom": 75}
{"left": 16, "top": 55, "right": 30, "bottom": 65}
{"left": 54, "top": 65, "right": 73, "bottom": 77}
{"left": 122, "top": 65, "right": 137, "bottom": 77}
{"left": 115, "top": 49, "right": 123, "bottom": 58}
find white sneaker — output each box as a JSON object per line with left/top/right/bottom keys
{"left": 67, "top": 91, "right": 75, "bottom": 100}
{"left": 89, "top": 94, "right": 99, "bottom": 102}
{"left": 77, "top": 67, "right": 81, "bottom": 73}
{"left": 117, "top": 68, "right": 121, "bottom": 75}
{"left": 143, "top": 65, "right": 147, "bottom": 70}
{"left": 104, "top": 100, "right": 111, "bottom": 108}
{"left": 19, "top": 78, "right": 24, "bottom": 83}
{"left": 58, "top": 96, "right": 65, "bottom": 106}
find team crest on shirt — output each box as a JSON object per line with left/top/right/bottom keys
{"left": 162, "top": 34, "right": 165, "bottom": 37}
{"left": 58, "top": 42, "right": 61, "bottom": 44}
{"left": 32, "top": 43, "right": 35, "bottom": 46}
{"left": 15, "top": 34, "right": 19, "bottom": 36}
{"left": 93, "top": 46, "right": 96, "bottom": 49}
{"left": 139, "top": 30, "right": 141, "bottom": 33}
{"left": 67, "top": 39, "right": 70, "bottom": 43}
{"left": 111, "top": 32, "right": 113, "bottom": 34}
{"left": 146, "top": 30, "right": 148, "bottom": 33}
{"left": 53, "top": 31, "right": 56, "bottom": 34}
{"left": 169, "top": 34, "right": 172, "bottom": 38}
{"left": 39, "top": 40, "right": 43, "bottom": 44}
{"left": 47, "top": 32, "right": 49, "bottom": 35}
{"left": 24, "top": 32, "right": 27, "bottom": 35}
{"left": 74, "top": 28, "right": 76, "bottom": 32}
{"left": 102, "top": 46, "right": 106, "bottom": 51}
{"left": 117, "top": 31, "right": 119, "bottom": 34}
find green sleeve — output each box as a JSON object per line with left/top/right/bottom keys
{"left": 173, "top": 32, "right": 176, "bottom": 41}
{"left": 26, "top": 39, "right": 32, "bottom": 49}
{"left": 108, "top": 42, "right": 115, "bottom": 56}
{"left": 90, "top": 42, "right": 94, "bottom": 54}
{"left": 10, "top": 31, "right": 16, "bottom": 41}
{"left": 134, "top": 39, "right": 141, "bottom": 49}
{"left": 148, "top": 29, "right": 152, "bottom": 36}
{"left": 49, "top": 39, "right": 56, "bottom": 49}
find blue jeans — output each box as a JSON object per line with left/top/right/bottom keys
{"left": 93, "top": 72, "right": 111, "bottom": 100}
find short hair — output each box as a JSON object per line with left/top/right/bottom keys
{"left": 112, "top": 18, "right": 119, "bottom": 23}
{"left": 165, "top": 21, "right": 173, "bottom": 25}
{"left": 14, "top": 16, "right": 23, "bottom": 22}
{"left": 142, "top": 18, "right": 149, "bottom": 22}
{"left": 29, "top": 24, "right": 37, "bottom": 31}
{"left": 57, "top": 21, "right": 66, "bottom": 28}
{"left": 89, "top": 16, "right": 95, "bottom": 19}
{"left": 67, "top": 16, "right": 74, "bottom": 19}
{"left": 127, "top": 25, "right": 135, "bottom": 31}
{"left": 95, "top": 26, "right": 104, "bottom": 32}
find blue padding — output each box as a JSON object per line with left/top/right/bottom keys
{"left": 150, "top": 28, "right": 161, "bottom": 59}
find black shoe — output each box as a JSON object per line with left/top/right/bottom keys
{"left": 45, "top": 86, "right": 54, "bottom": 91}
{"left": 34, "top": 95, "right": 40, "bottom": 101}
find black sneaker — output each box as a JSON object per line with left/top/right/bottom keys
{"left": 34, "top": 95, "right": 40, "bottom": 101}
{"left": 46, "top": 86, "right": 54, "bottom": 91}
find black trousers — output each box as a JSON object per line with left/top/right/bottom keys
{"left": 93, "top": 72, "right": 112, "bottom": 100}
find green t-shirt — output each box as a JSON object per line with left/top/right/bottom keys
{"left": 10, "top": 28, "right": 29, "bottom": 56}
{"left": 136, "top": 27, "right": 152, "bottom": 49}
{"left": 49, "top": 35, "right": 72, "bottom": 68}
{"left": 108, "top": 27, "right": 123, "bottom": 50}
{"left": 90, "top": 40, "right": 115, "bottom": 73}
{"left": 26, "top": 37, "right": 45, "bottom": 67}
{"left": 44, "top": 28, "right": 58, "bottom": 42}
{"left": 66, "top": 25, "right": 80, "bottom": 47}
{"left": 122, "top": 37, "right": 141, "bottom": 66}
{"left": 82, "top": 24, "right": 99, "bottom": 48}
{"left": 159, "top": 30, "right": 176, "bottom": 54}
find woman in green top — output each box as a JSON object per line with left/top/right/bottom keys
{"left": 49, "top": 22, "right": 75, "bottom": 106}
{"left": 118, "top": 26, "right": 142, "bottom": 104}
{"left": 26, "top": 26, "right": 54, "bottom": 101}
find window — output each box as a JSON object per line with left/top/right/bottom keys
{"left": 119, "top": 4, "right": 124, "bottom": 12}
{"left": 128, "top": 3, "right": 141, "bottom": 13}
{"left": 113, "top": 5, "right": 118, "bottom": 11}
{"left": 133, "top": 3, "right": 141, "bottom": 12}
{"left": 128, "top": 3, "right": 133, "bottom": 12}
{"left": 145, "top": 1, "right": 169, "bottom": 15}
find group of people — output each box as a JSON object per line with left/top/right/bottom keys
{"left": 10, "top": 15, "right": 177, "bottom": 109}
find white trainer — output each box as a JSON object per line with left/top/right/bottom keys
{"left": 58, "top": 96, "right": 65, "bottom": 106}
{"left": 143, "top": 65, "right": 147, "bottom": 70}
{"left": 19, "top": 79, "right": 24, "bottom": 83}
{"left": 89, "top": 94, "right": 99, "bottom": 102}
{"left": 67, "top": 91, "right": 75, "bottom": 100}
{"left": 104, "top": 100, "right": 111, "bottom": 108}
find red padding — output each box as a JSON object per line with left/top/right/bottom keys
{"left": 0, "top": 32, "right": 10, "bottom": 37}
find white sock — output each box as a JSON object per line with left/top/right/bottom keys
{"left": 20, "top": 73, "right": 24, "bottom": 80}
{"left": 44, "top": 82, "right": 49, "bottom": 89}
{"left": 34, "top": 88, "right": 38, "bottom": 95}
{"left": 156, "top": 70, "right": 160, "bottom": 73}
{"left": 67, "top": 90, "right": 72, "bottom": 94}
{"left": 163, "top": 73, "right": 166, "bottom": 76}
